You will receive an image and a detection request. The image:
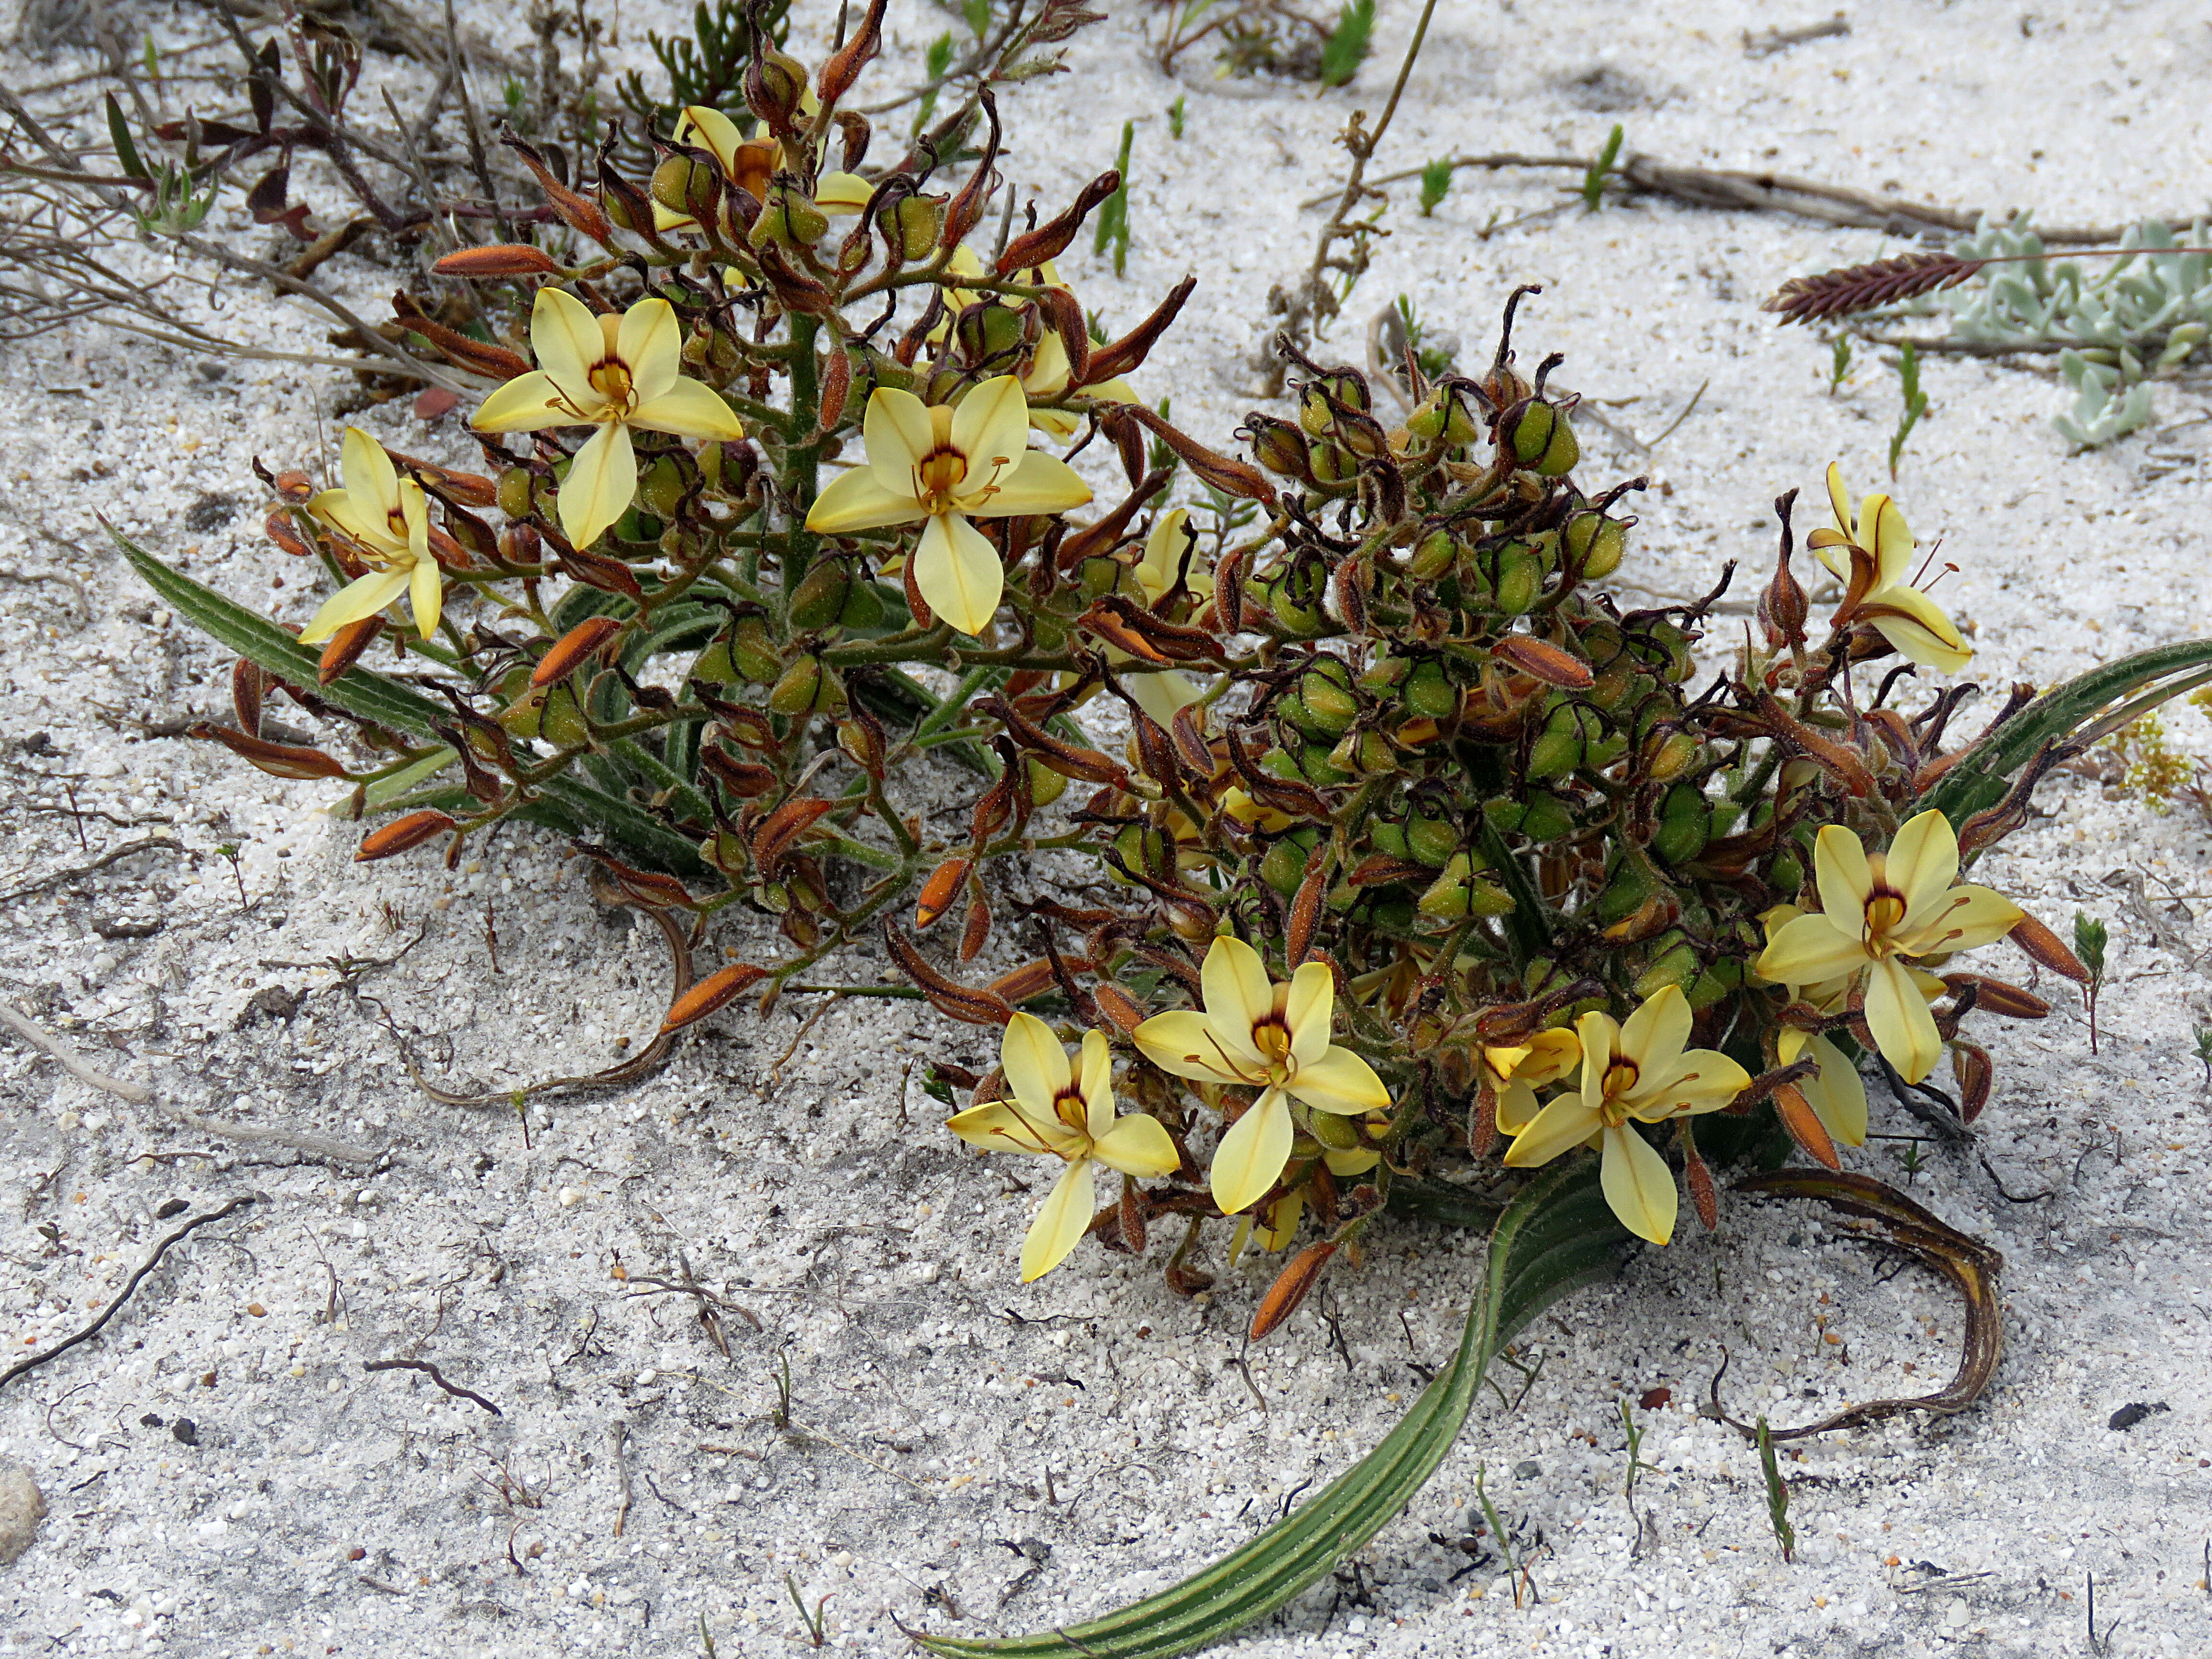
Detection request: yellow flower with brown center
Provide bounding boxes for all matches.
[1483,1027,1583,1137]
[1755,808,2022,1085]
[299,428,442,643]
[1806,464,1971,673]
[945,1012,1179,1281]
[1133,936,1391,1215]
[1502,985,1750,1245]
[653,103,872,235]
[472,289,745,550]
[804,377,1092,636]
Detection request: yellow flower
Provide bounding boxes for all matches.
[1230,1144,1379,1259]
[1133,936,1391,1215]
[804,377,1092,636]
[1502,986,1751,1246]
[472,289,745,551]
[654,104,872,235]
[1805,464,1971,673]
[1755,810,2022,1085]
[299,428,442,643]
[945,1012,1179,1281]
[1483,1027,1583,1137]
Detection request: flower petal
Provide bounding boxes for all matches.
[1600,1123,1677,1246]
[1867,603,1972,676]
[1022,330,1072,401]
[1201,936,1274,1071]
[950,375,1032,482]
[299,567,409,643]
[1493,1079,1541,1136]
[628,378,746,440]
[912,512,1004,636]
[472,370,575,433]
[964,449,1093,519]
[1897,884,2025,958]
[1284,960,1334,1067]
[999,1010,1071,1120]
[1574,1008,1618,1116]
[864,386,937,487]
[1209,1088,1292,1215]
[947,1099,1078,1157]
[1520,1028,1582,1086]
[306,487,384,552]
[557,422,637,550]
[1887,809,1961,928]
[1623,1047,1751,1119]
[1136,508,1194,604]
[815,171,874,215]
[1756,910,1872,988]
[1092,1112,1179,1179]
[1867,493,1913,586]
[338,427,398,511]
[1824,463,1853,538]
[617,298,681,407]
[1804,1032,1867,1147]
[1078,1029,1115,1142]
[1132,1010,1242,1086]
[530,287,605,393]
[1126,666,1203,728]
[1618,984,1692,1074]
[1813,822,1875,918]
[409,550,443,640]
[805,465,924,534]
[1288,1044,1390,1116]
[1865,954,1943,1083]
[674,105,744,171]
[1021,1158,1098,1281]
[1502,1093,1603,1169]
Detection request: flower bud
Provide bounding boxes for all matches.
[661,962,769,1033]
[533,615,623,687]
[745,44,809,127]
[317,616,382,685]
[768,654,844,716]
[915,857,973,929]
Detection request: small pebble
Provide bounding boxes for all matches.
[0,1462,47,1565]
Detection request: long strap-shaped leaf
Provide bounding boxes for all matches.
[116,528,709,877]
[920,1158,1629,1659]
[1916,639,2212,826]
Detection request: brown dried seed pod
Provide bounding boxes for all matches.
[661,962,769,1034]
[187,721,349,780]
[356,809,456,862]
[1496,634,1595,689]
[317,616,382,685]
[531,616,623,687]
[1250,1241,1336,1341]
[915,857,973,930]
[2007,910,2089,984]
[1772,1082,1841,1172]
[432,243,559,276]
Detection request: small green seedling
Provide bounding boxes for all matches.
[962,0,991,39]
[1755,1416,1794,1563]
[2192,1024,2212,1087]
[1147,397,1179,480]
[913,32,956,134]
[1320,0,1376,87]
[1582,124,1623,212]
[2075,911,2108,1054]
[1167,95,1186,140]
[1888,341,1929,477]
[1418,157,1454,217]
[783,1573,831,1647]
[1094,121,1135,275]
[1473,1463,1529,1607]
[1827,334,1852,393]
[1619,1399,1662,1557]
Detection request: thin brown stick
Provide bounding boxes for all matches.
[0,999,156,1103]
[0,835,183,905]
[363,1358,503,1415]
[0,1196,258,1395]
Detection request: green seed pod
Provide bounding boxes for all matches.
[1409,529,1457,581]
[953,300,1028,366]
[1647,730,1702,783]
[531,683,589,748]
[1493,544,1542,615]
[839,577,885,630]
[638,454,689,520]
[1261,831,1318,896]
[1482,797,1528,836]
[1248,415,1312,480]
[1595,853,1657,926]
[768,655,844,716]
[1520,791,1575,843]
[1527,706,1591,781]
[1298,743,1354,786]
[788,560,854,631]
[1566,510,1628,579]
[1309,441,1359,487]
[1329,728,1395,777]
[1768,848,1805,895]
[1418,851,1477,919]
[1360,654,1410,692]
[1369,821,1410,859]
[1293,661,1358,737]
[894,195,945,262]
[1369,894,1416,934]
[1507,398,1580,475]
[1651,806,1708,866]
[1401,659,1457,721]
[1264,571,1328,637]
[1707,801,1741,841]
[1405,813,1458,867]
[1685,962,1739,1010]
[496,466,535,520]
[1308,1110,1362,1151]
[1585,731,1629,772]
[750,185,830,248]
[1634,933,1699,998]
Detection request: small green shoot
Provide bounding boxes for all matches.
[1827,334,1852,394]
[1167,95,1186,140]
[697,1611,717,1657]
[1482,1344,1545,1413]
[1394,294,1455,381]
[1897,1139,1923,1183]
[914,32,957,134]
[1582,124,1623,212]
[1619,1399,1662,1557]
[1084,306,1112,346]
[1473,1462,1528,1607]
[105,93,147,181]
[1755,1416,1794,1563]
[2193,1024,2212,1087]
[770,1348,794,1430]
[1888,340,1929,477]
[141,30,161,87]
[783,1573,831,1647]
[1094,120,1135,276]
[1147,397,1179,480]
[962,0,992,40]
[1418,157,1454,217]
[1319,0,1377,87]
[215,842,248,909]
[2075,911,2108,1054]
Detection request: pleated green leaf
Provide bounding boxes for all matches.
[919,1157,1628,1659]
[1915,639,2212,828]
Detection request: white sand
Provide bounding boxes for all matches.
[3,1,2211,1654]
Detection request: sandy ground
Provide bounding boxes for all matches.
[4,0,2212,1654]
